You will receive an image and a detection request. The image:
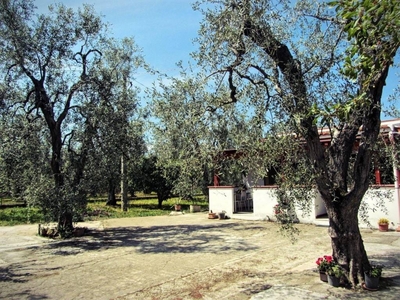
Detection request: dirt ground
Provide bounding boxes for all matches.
[0,213,399,300]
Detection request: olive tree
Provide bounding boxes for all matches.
[153,0,398,286]
[132,154,179,208]
[0,0,145,234]
[150,70,250,199]
[80,38,147,207]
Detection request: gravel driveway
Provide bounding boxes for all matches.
[0,213,399,299]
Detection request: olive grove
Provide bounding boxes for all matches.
[0,0,146,235]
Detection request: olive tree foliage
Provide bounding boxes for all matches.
[152,0,399,286]
[79,38,147,206]
[150,68,259,199]
[0,0,146,235]
[0,113,51,203]
[85,119,146,206]
[132,154,179,208]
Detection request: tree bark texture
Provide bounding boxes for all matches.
[121,155,128,211]
[106,182,117,206]
[157,197,164,209]
[34,84,74,234]
[327,195,370,285]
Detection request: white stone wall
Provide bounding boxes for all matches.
[359,187,399,229]
[208,186,235,217]
[314,191,326,217]
[209,185,399,229]
[252,187,316,223]
[252,187,278,220]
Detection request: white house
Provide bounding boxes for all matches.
[209,119,400,231]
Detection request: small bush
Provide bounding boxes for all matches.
[378,218,389,225]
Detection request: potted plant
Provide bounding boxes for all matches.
[208,210,218,219]
[364,264,382,290]
[189,196,201,213]
[174,198,182,211]
[315,255,333,282]
[378,218,389,232]
[326,263,344,287]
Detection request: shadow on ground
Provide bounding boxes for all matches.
[0,290,49,300]
[38,222,264,256]
[0,263,61,299]
[0,265,31,283]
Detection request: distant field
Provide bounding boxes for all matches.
[0,195,208,226]
[0,197,27,207]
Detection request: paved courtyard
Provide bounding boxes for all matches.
[0,213,399,299]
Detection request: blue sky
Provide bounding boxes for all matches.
[34,0,398,114]
[35,0,202,87]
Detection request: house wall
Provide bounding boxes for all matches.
[246,170,264,187]
[252,187,277,220]
[209,185,399,229]
[360,186,398,229]
[314,192,326,217]
[208,186,235,217]
[252,187,316,223]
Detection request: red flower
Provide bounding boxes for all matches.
[316,255,334,272]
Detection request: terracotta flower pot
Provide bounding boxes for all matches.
[208,212,217,219]
[378,224,388,232]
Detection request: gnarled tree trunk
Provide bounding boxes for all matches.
[326,194,370,285]
[37,86,74,235]
[106,181,117,206]
[237,4,390,286]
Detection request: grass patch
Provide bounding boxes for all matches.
[0,197,26,207]
[0,207,43,226]
[84,196,209,220]
[0,196,209,226]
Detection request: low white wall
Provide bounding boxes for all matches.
[252,187,316,223]
[292,187,398,228]
[294,193,315,224]
[208,186,235,217]
[314,191,327,217]
[252,187,278,220]
[359,186,399,229]
[209,185,398,229]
